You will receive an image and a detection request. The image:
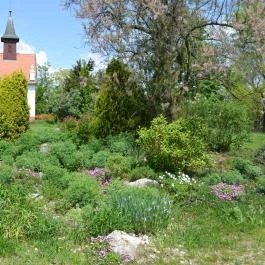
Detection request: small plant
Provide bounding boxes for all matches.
[0,164,14,184]
[158,171,198,200]
[106,154,131,179]
[211,182,244,201]
[106,133,136,156]
[88,168,106,177]
[257,175,265,194]
[128,166,157,181]
[107,187,173,233]
[90,150,112,168]
[232,158,263,180]
[220,170,244,184]
[65,175,100,207]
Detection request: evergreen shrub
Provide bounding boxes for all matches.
[0,72,29,139]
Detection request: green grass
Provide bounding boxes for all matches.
[1,122,265,264]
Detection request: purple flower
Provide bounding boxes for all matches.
[211,182,244,201]
[88,168,105,177]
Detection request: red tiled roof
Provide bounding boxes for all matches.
[0,53,36,83]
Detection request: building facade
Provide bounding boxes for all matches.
[0,11,36,119]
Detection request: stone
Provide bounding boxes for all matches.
[106,230,149,261]
[127,178,158,188]
[40,143,49,153]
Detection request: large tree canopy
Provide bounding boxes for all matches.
[64,0,265,122]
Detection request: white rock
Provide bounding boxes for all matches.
[40,143,49,153]
[127,178,158,188]
[107,230,149,260]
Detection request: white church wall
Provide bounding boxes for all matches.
[28,84,36,119]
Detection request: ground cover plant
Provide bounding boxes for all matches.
[0,120,265,264]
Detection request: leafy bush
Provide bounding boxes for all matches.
[138,115,212,172]
[82,203,133,236]
[106,133,136,156]
[0,72,29,139]
[60,151,85,172]
[90,150,112,168]
[106,154,131,178]
[257,175,265,194]
[15,151,58,172]
[182,97,252,152]
[202,173,222,185]
[60,116,79,134]
[65,175,100,207]
[49,140,77,166]
[232,158,263,180]
[0,164,13,184]
[42,164,69,191]
[128,166,157,181]
[220,170,244,184]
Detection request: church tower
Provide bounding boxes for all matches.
[1,11,19,60]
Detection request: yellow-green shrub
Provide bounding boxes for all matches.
[0,72,29,139]
[138,115,213,172]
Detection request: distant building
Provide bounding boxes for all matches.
[0,11,36,119]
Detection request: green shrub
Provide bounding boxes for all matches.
[106,133,136,156]
[203,173,222,185]
[106,154,131,179]
[15,151,58,172]
[0,140,11,158]
[0,164,13,184]
[82,137,104,153]
[60,151,85,172]
[0,155,14,166]
[42,164,69,190]
[220,170,244,184]
[49,140,77,166]
[82,203,132,236]
[90,150,112,168]
[257,175,265,194]
[60,116,79,134]
[0,72,29,139]
[138,115,212,172]
[182,97,252,152]
[128,166,157,181]
[233,158,263,180]
[65,175,100,207]
[93,59,150,137]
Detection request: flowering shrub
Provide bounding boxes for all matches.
[211,182,244,201]
[158,171,198,200]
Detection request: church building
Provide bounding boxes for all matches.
[0,11,36,119]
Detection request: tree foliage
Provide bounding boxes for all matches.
[93,59,151,137]
[0,72,29,139]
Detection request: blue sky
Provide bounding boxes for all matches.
[0,0,105,70]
